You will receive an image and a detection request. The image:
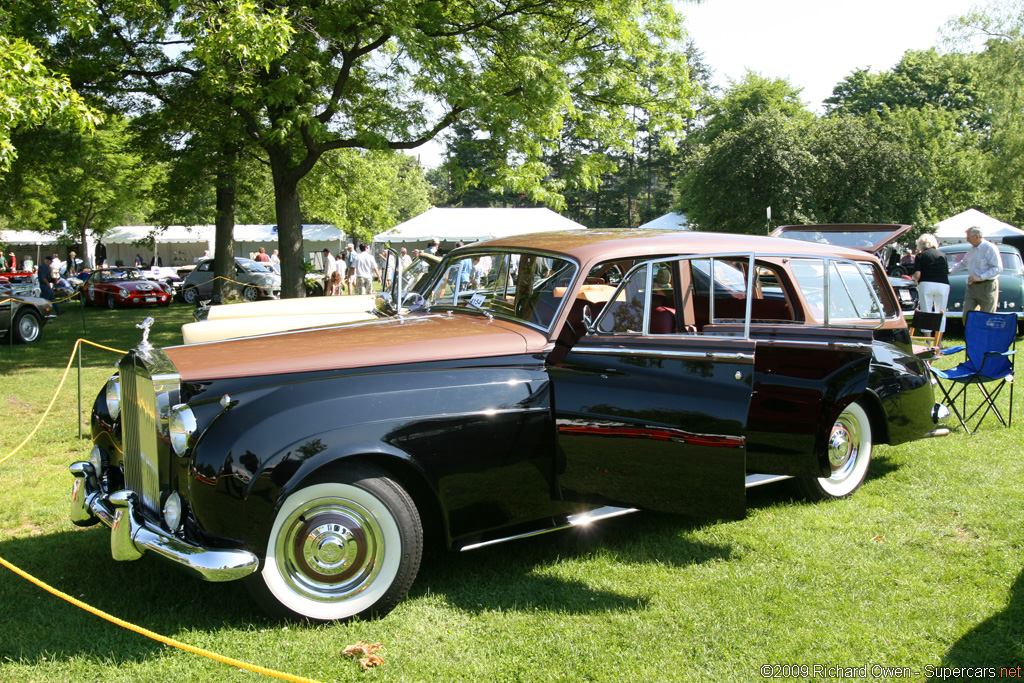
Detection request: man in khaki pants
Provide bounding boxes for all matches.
[950,226,1002,313]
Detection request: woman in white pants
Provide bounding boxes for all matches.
[913,233,950,333]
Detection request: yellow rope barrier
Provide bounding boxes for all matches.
[0,338,333,683]
[0,555,329,683]
[0,338,82,467]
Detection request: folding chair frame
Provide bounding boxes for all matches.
[930,312,1016,435]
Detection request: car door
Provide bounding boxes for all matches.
[549,259,753,520]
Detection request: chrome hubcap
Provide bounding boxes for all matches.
[827,414,860,481]
[277,497,384,603]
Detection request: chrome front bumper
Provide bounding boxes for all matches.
[69,461,259,582]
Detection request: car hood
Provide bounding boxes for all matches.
[771,224,911,253]
[164,313,550,381]
[119,281,165,292]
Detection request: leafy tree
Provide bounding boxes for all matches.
[946,0,1024,222]
[824,49,988,132]
[0,3,100,174]
[300,150,432,242]
[676,74,815,233]
[171,0,697,296]
[0,115,156,256]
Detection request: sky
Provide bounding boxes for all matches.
[412,0,981,167]
[680,0,980,111]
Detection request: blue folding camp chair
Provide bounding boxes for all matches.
[931,311,1016,434]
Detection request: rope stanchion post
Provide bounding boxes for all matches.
[77,339,83,439]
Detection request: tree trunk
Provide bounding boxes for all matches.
[213,174,237,302]
[269,150,306,299]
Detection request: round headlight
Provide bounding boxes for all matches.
[105,376,120,419]
[162,491,183,531]
[169,404,197,456]
[89,445,104,474]
[119,288,130,298]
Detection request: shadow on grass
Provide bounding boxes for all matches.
[413,510,733,615]
[0,527,266,662]
[931,566,1024,679]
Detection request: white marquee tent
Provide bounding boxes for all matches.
[933,209,1024,245]
[638,212,690,231]
[373,207,586,251]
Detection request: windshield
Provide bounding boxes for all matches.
[415,251,578,330]
[943,249,1022,272]
[239,258,274,274]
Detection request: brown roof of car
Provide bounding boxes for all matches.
[472,229,877,265]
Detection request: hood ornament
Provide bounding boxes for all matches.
[136,317,155,352]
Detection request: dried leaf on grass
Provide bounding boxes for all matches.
[343,641,384,670]
[342,641,382,657]
[359,655,384,670]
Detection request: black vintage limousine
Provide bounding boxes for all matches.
[70,230,947,621]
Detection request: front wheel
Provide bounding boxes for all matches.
[242,285,259,302]
[106,294,117,310]
[796,402,872,501]
[181,286,198,304]
[247,464,422,621]
[12,309,42,343]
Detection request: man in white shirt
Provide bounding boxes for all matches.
[322,248,338,295]
[353,243,380,295]
[949,226,1002,314]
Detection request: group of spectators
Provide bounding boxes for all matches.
[322,243,380,296]
[912,226,1003,336]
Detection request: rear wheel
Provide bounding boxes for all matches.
[796,402,872,501]
[12,309,42,343]
[247,463,422,621]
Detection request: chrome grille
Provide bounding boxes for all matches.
[119,354,163,516]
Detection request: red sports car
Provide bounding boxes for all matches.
[81,267,173,309]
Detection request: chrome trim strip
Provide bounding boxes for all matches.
[573,346,755,363]
[459,506,639,552]
[744,474,793,488]
[69,462,259,581]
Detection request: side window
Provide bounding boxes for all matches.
[198,262,212,273]
[789,258,888,323]
[596,264,649,334]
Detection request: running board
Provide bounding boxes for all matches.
[745,473,793,488]
[459,506,639,552]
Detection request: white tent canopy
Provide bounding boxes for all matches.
[0,230,60,269]
[233,224,345,262]
[933,209,1024,245]
[373,208,586,250]
[638,212,689,231]
[100,225,215,267]
[97,224,347,267]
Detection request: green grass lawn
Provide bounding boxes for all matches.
[1,302,1021,682]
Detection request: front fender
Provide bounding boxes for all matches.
[184,362,555,553]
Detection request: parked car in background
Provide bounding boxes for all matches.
[770,224,919,313]
[0,281,57,343]
[142,266,184,298]
[1,270,40,298]
[180,257,281,304]
[72,230,946,623]
[940,242,1024,332]
[81,267,174,309]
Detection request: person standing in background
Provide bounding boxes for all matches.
[913,233,949,337]
[949,226,1002,314]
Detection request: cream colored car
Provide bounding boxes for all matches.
[181,295,377,344]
